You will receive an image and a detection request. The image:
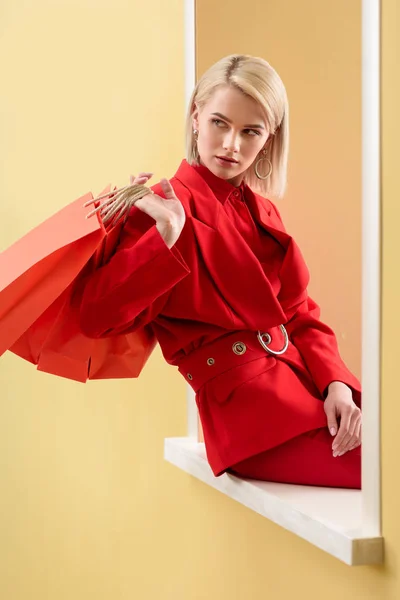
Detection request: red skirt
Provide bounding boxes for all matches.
[227,426,361,489]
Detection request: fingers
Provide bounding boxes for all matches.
[332,409,362,456]
[130,172,153,185]
[331,410,350,456]
[160,178,176,199]
[347,419,362,452]
[325,406,338,438]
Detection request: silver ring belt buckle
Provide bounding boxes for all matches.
[257,325,289,355]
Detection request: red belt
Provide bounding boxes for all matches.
[176,326,289,393]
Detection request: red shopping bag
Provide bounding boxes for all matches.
[0,190,103,355]
[1,185,157,382]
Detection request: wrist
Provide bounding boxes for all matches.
[327,381,351,394]
[156,219,173,247]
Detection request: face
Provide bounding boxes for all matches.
[192,85,270,186]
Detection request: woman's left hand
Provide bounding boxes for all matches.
[324,381,362,457]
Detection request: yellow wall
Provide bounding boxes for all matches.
[381,0,400,592]
[0,1,399,599]
[0,1,189,598]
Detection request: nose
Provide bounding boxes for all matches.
[223,130,240,154]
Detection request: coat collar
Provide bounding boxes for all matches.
[174,160,281,236]
[189,162,247,205]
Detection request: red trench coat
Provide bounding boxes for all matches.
[77,159,361,476]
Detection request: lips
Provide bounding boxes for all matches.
[216,156,238,164]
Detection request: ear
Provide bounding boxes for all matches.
[264,133,273,147]
[192,104,199,130]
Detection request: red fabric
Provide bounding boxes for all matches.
[212,173,286,298]
[76,159,361,477]
[227,427,361,489]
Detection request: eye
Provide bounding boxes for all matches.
[211,118,225,127]
[243,128,261,136]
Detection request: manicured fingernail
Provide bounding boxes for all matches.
[333,452,338,457]
[330,427,336,436]
[338,451,346,456]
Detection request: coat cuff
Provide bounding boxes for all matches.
[100,226,189,312]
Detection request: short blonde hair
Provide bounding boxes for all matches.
[185,54,289,199]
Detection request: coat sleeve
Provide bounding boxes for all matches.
[284,294,361,406]
[76,201,190,339]
[269,202,361,407]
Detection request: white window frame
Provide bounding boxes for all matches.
[165,0,382,566]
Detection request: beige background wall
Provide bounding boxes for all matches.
[0,0,399,599]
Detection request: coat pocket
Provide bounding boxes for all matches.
[203,355,276,405]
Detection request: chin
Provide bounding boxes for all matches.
[214,160,241,176]
[214,167,232,179]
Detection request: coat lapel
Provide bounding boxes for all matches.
[245,188,310,314]
[173,161,308,326]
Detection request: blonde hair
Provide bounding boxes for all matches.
[185,54,289,199]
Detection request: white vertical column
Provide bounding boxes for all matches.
[184,0,199,440]
[361,0,381,536]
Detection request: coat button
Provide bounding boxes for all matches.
[207,358,215,366]
[187,373,193,380]
[232,190,240,198]
[232,342,247,355]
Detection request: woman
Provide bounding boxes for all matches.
[79,54,362,488]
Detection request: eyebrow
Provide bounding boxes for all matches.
[211,112,265,129]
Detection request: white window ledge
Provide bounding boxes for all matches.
[164,437,383,566]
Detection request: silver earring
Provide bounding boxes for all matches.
[193,129,200,161]
[255,149,272,180]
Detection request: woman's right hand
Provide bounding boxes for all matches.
[129,173,186,249]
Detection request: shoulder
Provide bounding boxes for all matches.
[268,198,285,224]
